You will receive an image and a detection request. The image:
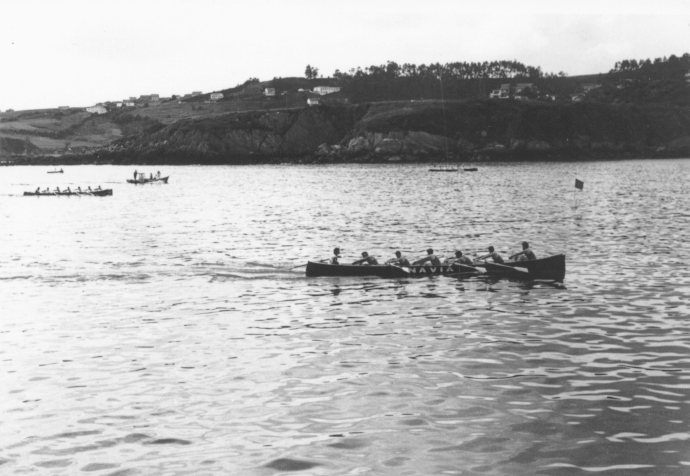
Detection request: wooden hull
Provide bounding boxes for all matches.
[305,261,482,278]
[306,255,565,280]
[483,254,566,281]
[24,189,112,197]
[127,176,169,184]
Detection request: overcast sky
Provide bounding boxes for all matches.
[1,0,689,111]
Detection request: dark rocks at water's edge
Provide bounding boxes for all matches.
[5,100,690,165]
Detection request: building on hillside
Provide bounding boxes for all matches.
[86,105,108,114]
[147,100,161,107]
[515,83,534,93]
[313,86,341,95]
[489,89,501,98]
[685,71,690,82]
[264,88,276,96]
[307,98,319,106]
[210,93,224,101]
[191,91,202,97]
[582,83,602,92]
[150,94,159,100]
[124,102,135,107]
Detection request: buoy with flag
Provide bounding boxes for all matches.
[572,178,584,210]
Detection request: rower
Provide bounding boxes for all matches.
[35,187,40,193]
[476,246,504,264]
[156,171,161,179]
[65,187,71,193]
[413,248,441,266]
[96,185,102,191]
[330,247,342,265]
[386,251,410,267]
[55,187,61,193]
[87,186,92,192]
[42,187,50,193]
[76,186,82,193]
[352,252,378,266]
[444,250,473,266]
[510,241,537,261]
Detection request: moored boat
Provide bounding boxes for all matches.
[24,189,113,197]
[47,169,64,174]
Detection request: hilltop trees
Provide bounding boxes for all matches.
[329,59,550,102]
[305,65,319,80]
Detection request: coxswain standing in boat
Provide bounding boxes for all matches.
[330,247,342,264]
[413,248,442,266]
[134,170,137,181]
[444,250,473,266]
[510,242,537,262]
[352,252,378,266]
[386,251,410,267]
[476,246,504,264]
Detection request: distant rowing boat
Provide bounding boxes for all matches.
[47,169,63,174]
[127,176,169,185]
[305,254,565,280]
[24,189,113,197]
[428,167,478,172]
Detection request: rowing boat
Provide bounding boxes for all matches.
[126,176,169,184]
[23,189,113,197]
[47,170,64,174]
[482,254,565,281]
[305,261,482,278]
[305,254,565,280]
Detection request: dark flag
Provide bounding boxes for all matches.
[575,179,584,190]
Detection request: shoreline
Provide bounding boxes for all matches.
[2,148,688,166]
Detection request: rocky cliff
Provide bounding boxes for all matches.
[13,100,690,165]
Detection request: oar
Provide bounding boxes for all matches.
[486,262,529,275]
[291,259,328,270]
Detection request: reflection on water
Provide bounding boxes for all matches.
[1,160,690,475]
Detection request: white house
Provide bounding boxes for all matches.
[124,102,135,107]
[191,91,202,97]
[307,98,319,106]
[685,71,690,83]
[489,90,501,99]
[313,86,340,95]
[264,88,276,96]
[86,105,108,114]
[210,93,224,101]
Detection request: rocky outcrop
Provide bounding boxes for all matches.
[17,100,690,164]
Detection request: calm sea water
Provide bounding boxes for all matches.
[1,160,690,475]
